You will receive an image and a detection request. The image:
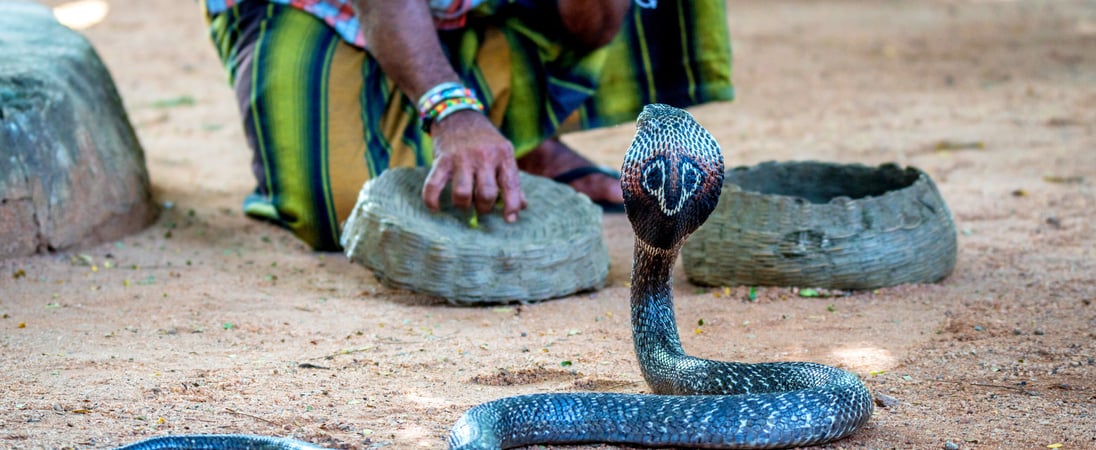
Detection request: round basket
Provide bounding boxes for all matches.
[682,161,957,290]
[341,167,609,304]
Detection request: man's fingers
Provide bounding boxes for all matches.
[473,168,499,214]
[424,113,524,220]
[497,162,524,223]
[449,167,474,210]
[422,163,451,212]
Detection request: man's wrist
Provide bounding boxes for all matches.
[430,108,490,134]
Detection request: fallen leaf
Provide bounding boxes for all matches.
[934,140,985,152]
[1043,175,1084,184]
[149,96,196,109]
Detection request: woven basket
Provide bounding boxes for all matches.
[682,161,957,290]
[341,167,609,304]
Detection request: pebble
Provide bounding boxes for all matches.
[944,441,960,450]
[874,393,900,408]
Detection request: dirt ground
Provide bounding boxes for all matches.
[3,0,1095,449]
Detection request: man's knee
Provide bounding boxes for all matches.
[558,0,631,50]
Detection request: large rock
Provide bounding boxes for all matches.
[0,1,155,258]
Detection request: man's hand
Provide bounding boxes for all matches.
[422,110,526,223]
[355,0,526,222]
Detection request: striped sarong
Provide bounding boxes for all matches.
[206,0,734,250]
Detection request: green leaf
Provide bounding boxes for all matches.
[799,288,819,298]
[150,96,196,109]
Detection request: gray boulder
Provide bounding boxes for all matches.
[0,1,155,258]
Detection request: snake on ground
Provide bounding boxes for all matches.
[117,104,873,450]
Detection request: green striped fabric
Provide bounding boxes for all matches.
[211,4,349,249]
[577,1,735,129]
[207,1,733,250]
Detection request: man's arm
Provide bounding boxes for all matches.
[353,0,525,222]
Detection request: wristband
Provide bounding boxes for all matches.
[417,81,467,112]
[417,82,485,134]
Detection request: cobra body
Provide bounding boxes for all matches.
[114,434,323,449]
[115,104,871,450]
[447,104,873,449]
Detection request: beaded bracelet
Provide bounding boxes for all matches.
[417,81,467,112]
[417,82,485,134]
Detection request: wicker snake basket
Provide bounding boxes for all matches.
[341,167,609,304]
[682,161,957,290]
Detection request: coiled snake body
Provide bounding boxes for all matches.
[117,105,872,450]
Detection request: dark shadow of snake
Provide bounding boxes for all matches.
[116,104,873,450]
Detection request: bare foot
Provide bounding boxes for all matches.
[517,137,625,207]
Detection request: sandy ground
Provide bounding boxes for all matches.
[3,0,1095,449]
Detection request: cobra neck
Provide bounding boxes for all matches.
[629,238,688,394]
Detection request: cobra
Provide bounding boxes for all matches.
[446,104,873,449]
[115,104,872,450]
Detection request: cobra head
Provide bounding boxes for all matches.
[621,104,725,250]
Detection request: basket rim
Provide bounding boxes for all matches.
[723,160,932,207]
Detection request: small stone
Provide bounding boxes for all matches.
[1034,329,1045,336]
[874,393,900,408]
[944,441,960,450]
